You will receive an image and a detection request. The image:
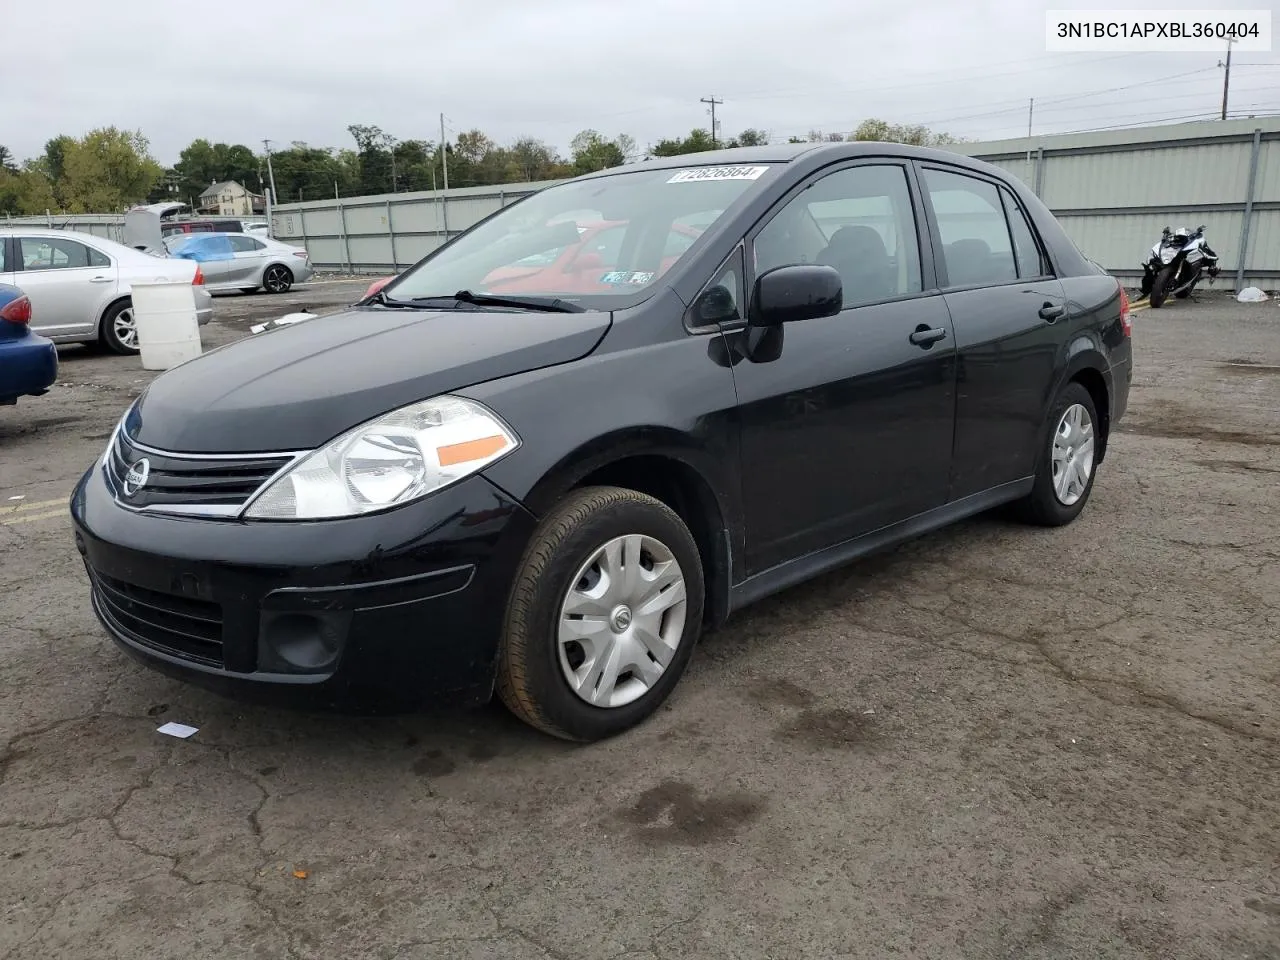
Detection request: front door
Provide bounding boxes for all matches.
[13,235,115,338]
[730,161,958,575]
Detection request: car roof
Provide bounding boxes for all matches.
[575,140,1004,180]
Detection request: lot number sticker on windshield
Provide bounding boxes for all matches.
[601,271,655,284]
[667,166,768,183]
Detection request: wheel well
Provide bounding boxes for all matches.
[1070,367,1110,461]
[97,295,131,335]
[572,455,729,629]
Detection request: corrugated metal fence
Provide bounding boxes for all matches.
[6,118,1278,289]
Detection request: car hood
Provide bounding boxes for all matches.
[129,306,611,453]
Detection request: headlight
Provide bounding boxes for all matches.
[244,396,519,520]
[1160,247,1176,264]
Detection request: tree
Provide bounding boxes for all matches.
[569,129,627,174]
[173,139,262,204]
[56,128,163,212]
[848,119,961,146]
[347,124,394,195]
[649,128,716,157]
[0,146,16,173]
[732,128,769,147]
[0,166,57,215]
[509,137,563,182]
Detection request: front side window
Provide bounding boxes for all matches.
[385,164,780,307]
[19,237,93,270]
[922,168,1018,288]
[753,164,923,309]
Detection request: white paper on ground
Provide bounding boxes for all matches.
[1237,286,1269,303]
[157,722,199,739]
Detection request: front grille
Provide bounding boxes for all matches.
[92,571,225,667]
[105,427,295,515]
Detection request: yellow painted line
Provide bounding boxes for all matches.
[1,497,67,515]
[0,508,67,526]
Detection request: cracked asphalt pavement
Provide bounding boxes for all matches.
[2,284,1278,959]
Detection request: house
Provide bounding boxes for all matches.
[198,180,266,217]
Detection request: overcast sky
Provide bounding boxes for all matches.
[8,0,1277,165]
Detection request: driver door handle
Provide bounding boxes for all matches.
[909,325,947,348]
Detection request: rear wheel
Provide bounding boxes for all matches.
[262,264,293,294]
[1014,382,1100,527]
[1175,274,1199,299]
[100,300,139,355]
[1149,264,1176,308]
[496,486,704,742]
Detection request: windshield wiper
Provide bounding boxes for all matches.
[362,289,417,308]
[420,290,585,313]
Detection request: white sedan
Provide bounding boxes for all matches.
[162,233,315,294]
[0,228,212,355]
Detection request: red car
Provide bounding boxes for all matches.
[361,220,703,300]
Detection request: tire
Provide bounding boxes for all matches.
[1149,264,1176,308]
[496,485,705,742]
[1175,275,1199,299]
[262,264,293,294]
[99,299,139,355]
[1014,382,1101,527]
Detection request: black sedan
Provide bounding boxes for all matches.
[71,142,1132,742]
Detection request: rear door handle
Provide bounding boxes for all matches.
[90,276,113,283]
[909,325,948,348]
[1038,302,1065,322]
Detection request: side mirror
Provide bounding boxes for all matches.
[748,264,842,327]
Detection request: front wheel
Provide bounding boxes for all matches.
[1014,382,1100,527]
[496,486,704,742]
[262,264,293,294]
[1149,264,1176,308]
[100,300,139,355]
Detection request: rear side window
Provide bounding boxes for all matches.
[86,246,110,268]
[228,236,266,252]
[19,237,94,270]
[921,168,1018,288]
[1000,188,1051,279]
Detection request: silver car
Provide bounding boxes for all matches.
[0,228,213,355]
[162,233,315,294]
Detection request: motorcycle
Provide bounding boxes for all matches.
[1140,224,1220,308]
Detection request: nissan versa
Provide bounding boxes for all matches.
[71,142,1132,742]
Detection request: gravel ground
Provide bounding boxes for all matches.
[1,285,1278,960]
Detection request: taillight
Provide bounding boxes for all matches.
[192,265,205,286]
[293,251,309,259]
[1119,282,1132,337]
[0,295,32,325]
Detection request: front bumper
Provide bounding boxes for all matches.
[71,465,537,711]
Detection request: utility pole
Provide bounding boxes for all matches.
[1027,97,1034,138]
[385,135,398,193]
[439,113,450,191]
[701,96,723,147]
[261,139,279,207]
[1219,38,1234,120]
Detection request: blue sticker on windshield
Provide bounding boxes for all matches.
[601,271,655,285]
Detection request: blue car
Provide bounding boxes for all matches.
[0,282,58,406]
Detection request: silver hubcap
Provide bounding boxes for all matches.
[557,534,688,709]
[114,308,137,349]
[1052,403,1095,506]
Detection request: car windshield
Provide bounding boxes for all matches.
[383,164,778,307]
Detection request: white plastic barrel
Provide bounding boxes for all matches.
[131,279,203,371]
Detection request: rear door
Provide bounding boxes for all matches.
[915,164,1067,500]
[226,235,269,285]
[13,235,115,338]
[731,160,958,574]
